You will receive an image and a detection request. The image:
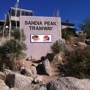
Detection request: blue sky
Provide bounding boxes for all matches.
[0,0,90,29]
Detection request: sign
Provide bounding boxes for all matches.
[30,35,52,42]
[20,16,61,59]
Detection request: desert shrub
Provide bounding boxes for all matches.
[72,35,86,44]
[11,28,26,41]
[50,41,64,54]
[0,39,27,70]
[62,28,72,41]
[0,28,27,70]
[78,35,86,42]
[62,28,73,45]
[65,46,90,78]
[49,41,66,62]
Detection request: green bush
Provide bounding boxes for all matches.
[65,46,90,78]
[50,41,64,54]
[0,28,27,70]
[0,39,27,70]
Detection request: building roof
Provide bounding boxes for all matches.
[10,7,33,13]
[61,22,75,26]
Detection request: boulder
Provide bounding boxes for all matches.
[32,63,38,67]
[20,67,32,76]
[0,79,9,90]
[30,65,37,75]
[3,69,12,75]
[47,77,90,90]
[36,63,45,75]
[42,59,52,76]
[6,73,33,88]
[76,42,87,47]
[34,76,43,83]
[34,77,90,90]
[46,53,54,62]
[0,71,6,81]
[34,84,47,90]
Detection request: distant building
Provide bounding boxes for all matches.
[61,22,75,29]
[75,30,84,36]
[5,7,34,29]
[61,22,84,36]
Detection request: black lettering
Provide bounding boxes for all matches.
[25,21,43,25]
[29,26,52,30]
[44,27,48,30]
[29,26,32,30]
[44,21,46,25]
[36,26,39,30]
[51,22,56,25]
[25,21,28,25]
[32,26,35,30]
[44,21,48,25]
[44,21,56,25]
[29,26,35,30]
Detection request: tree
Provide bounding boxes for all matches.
[78,17,90,38]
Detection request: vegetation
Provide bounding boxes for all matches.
[78,17,90,39]
[50,41,64,55]
[11,28,26,41]
[0,28,27,70]
[62,28,72,41]
[65,46,90,79]
[0,27,9,38]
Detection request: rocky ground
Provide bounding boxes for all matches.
[0,41,89,90]
[0,58,62,90]
[19,59,61,90]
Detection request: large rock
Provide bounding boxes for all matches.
[34,76,43,83]
[53,53,63,63]
[3,69,12,75]
[34,84,47,90]
[30,65,37,75]
[76,42,87,48]
[0,71,6,81]
[6,73,33,88]
[20,67,32,76]
[42,59,52,76]
[34,77,90,90]
[0,79,9,90]
[46,53,54,62]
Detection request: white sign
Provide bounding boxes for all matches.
[30,35,52,42]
